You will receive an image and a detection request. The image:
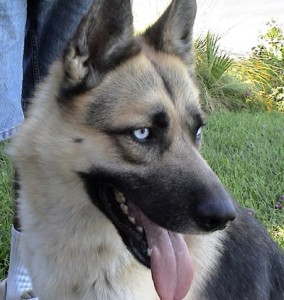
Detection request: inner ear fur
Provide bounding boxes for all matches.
[143,0,197,70]
[62,0,141,95]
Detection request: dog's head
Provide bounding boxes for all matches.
[14,0,236,298]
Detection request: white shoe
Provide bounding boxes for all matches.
[6,227,36,300]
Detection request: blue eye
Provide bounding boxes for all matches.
[133,128,150,141]
[196,127,202,140]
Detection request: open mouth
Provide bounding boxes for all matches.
[99,186,151,267]
[79,172,194,300]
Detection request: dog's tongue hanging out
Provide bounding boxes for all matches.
[141,215,194,300]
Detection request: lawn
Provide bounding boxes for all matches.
[202,111,284,246]
[0,111,283,280]
[0,141,13,280]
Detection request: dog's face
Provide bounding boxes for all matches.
[13,0,236,298]
[59,0,236,268]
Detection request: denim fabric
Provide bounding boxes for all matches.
[22,0,94,108]
[0,0,26,141]
[0,0,94,140]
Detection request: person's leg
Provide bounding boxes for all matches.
[22,0,94,108]
[6,1,93,299]
[0,0,26,142]
[0,280,7,300]
[0,1,27,299]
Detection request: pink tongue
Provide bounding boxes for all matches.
[141,216,194,300]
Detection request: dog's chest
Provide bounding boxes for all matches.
[32,243,159,300]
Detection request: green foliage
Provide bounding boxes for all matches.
[195,22,284,113]
[0,142,13,280]
[253,20,284,62]
[234,20,284,112]
[195,33,253,112]
[195,33,233,86]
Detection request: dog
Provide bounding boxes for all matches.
[10,0,284,299]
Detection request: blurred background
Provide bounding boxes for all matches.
[133,0,284,57]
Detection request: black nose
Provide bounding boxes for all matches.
[195,196,236,232]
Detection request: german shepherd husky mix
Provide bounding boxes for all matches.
[10,0,284,299]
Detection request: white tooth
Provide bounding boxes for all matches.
[128,216,136,225]
[115,191,126,203]
[147,248,153,257]
[136,226,143,233]
[120,203,129,215]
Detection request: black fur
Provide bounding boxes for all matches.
[201,206,284,299]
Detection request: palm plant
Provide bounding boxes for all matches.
[195,33,233,87]
[195,33,250,112]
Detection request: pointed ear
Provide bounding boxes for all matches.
[143,0,197,68]
[62,0,141,93]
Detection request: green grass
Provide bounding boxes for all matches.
[0,111,283,280]
[202,111,284,247]
[0,141,13,280]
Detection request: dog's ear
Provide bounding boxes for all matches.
[143,0,197,70]
[62,0,140,94]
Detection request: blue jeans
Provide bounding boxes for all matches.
[0,0,26,141]
[0,0,93,141]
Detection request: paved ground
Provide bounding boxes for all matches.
[133,0,284,57]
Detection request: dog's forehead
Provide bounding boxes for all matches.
[86,52,201,128]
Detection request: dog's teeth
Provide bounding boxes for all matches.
[120,203,129,215]
[136,226,143,233]
[115,191,126,203]
[147,248,152,257]
[128,216,136,225]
